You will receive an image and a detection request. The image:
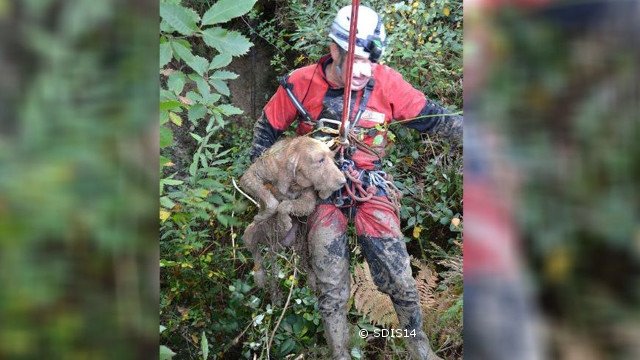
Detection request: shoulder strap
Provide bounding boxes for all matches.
[278,75,315,126]
[352,78,375,128]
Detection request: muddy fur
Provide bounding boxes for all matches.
[239,136,346,288]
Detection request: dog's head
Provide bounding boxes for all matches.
[287,137,346,199]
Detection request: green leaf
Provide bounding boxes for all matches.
[206,116,218,132]
[167,71,186,94]
[171,41,209,76]
[217,104,243,116]
[171,41,194,62]
[160,42,173,68]
[208,93,222,104]
[211,70,239,80]
[186,91,203,103]
[201,331,209,360]
[160,325,167,334]
[162,179,183,186]
[190,132,203,142]
[201,27,253,57]
[279,338,296,356]
[160,100,182,112]
[160,19,175,34]
[160,196,176,209]
[160,3,199,36]
[160,155,171,167]
[200,153,208,168]
[190,74,211,99]
[188,104,207,123]
[201,0,257,25]
[160,89,177,101]
[189,56,209,76]
[169,112,183,126]
[160,111,169,125]
[209,53,232,70]
[209,79,230,96]
[160,127,174,148]
[160,345,176,360]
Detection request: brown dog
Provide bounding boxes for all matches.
[239,136,346,287]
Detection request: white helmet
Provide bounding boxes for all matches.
[328,5,386,62]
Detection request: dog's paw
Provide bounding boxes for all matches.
[278,215,292,234]
[253,211,272,222]
[277,200,293,214]
[318,189,334,200]
[254,201,278,221]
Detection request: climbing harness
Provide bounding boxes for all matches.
[330,159,402,217]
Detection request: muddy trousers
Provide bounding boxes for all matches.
[307,197,441,360]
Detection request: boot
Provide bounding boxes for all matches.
[405,335,443,360]
[321,311,350,360]
[395,304,443,360]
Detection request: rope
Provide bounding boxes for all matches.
[334,157,403,216]
[339,0,361,146]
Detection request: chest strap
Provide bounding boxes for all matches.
[351,78,375,128]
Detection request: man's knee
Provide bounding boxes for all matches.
[309,231,351,314]
[317,284,351,314]
[374,271,420,306]
[358,236,420,304]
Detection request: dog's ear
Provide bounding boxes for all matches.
[276,151,299,195]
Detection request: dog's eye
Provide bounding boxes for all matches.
[318,158,325,163]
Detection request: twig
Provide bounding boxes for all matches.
[231,187,236,261]
[263,317,271,360]
[385,111,464,127]
[232,177,260,208]
[272,251,297,269]
[266,257,298,353]
[425,133,437,159]
[229,313,262,348]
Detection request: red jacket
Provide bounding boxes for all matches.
[263,55,428,170]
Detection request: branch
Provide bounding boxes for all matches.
[266,256,298,353]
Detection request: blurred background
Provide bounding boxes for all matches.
[464,0,640,359]
[0,0,158,359]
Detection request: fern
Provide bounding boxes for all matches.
[430,241,463,290]
[351,258,441,327]
[351,262,399,327]
[411,257,438,313]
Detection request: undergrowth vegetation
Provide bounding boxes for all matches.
[160,0,463,359]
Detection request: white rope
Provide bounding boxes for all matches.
[231,177,260,208]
